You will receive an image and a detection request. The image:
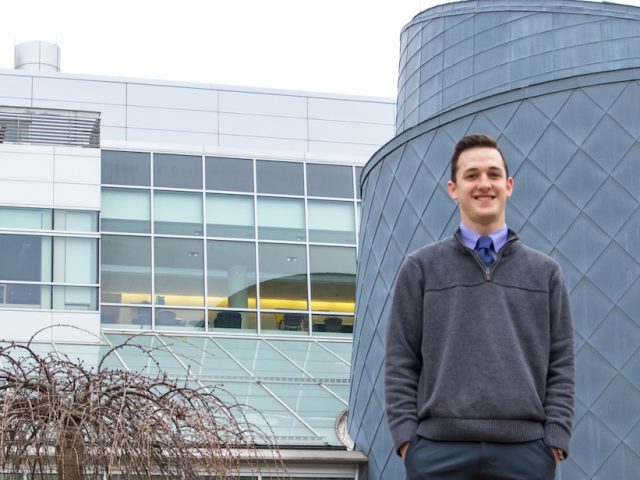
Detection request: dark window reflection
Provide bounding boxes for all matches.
[306,164,353,198]
[206,156,253,192]
[256,160,303,195]
[102,150,150,186]
[0,234,51,282]
[154,153,202,189]
[312,314,354,335]
[355,166,363,199]
[208,310,257,331]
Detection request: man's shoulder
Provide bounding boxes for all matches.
[407,236,458,263]
[515,242,560,270]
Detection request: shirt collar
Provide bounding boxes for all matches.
[459,223,509,252]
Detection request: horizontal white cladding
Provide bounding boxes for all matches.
[308,96,396,124]
[32,77,126,104]
[219,90,307,117]
[0,309,100,342]
[126,106,218,132]
[0,74,32,98]
[309,119,395,145]
[219,112,308,139]
[127,83,218,110]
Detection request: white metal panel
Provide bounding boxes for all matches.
[219,90,307,117]
[0,148,54,182]
[53,152,100,185]
[32,77,126,104]
[0,74,32,99]
[127,83,218,110]
[53,183,100,210]
[125,128,218,147]
[308,97,395,124]
[50,312,101,342]
[0,310,53,342]
[126,106,218,132]
[308,140,380,157]
[0,180,54,206]
[309,119,394,144]
[219,112,307,139]
[219,133,308,153]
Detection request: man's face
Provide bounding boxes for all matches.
[447,147,513,234]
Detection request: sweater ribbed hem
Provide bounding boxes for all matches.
[418,418,544,443]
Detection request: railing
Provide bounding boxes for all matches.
[0,106,100,148]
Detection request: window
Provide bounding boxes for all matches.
[154,191,203,236]
[256,160,303,195]
[154,238,205,307]
[102,188,151,233]
[257,197,305,241]
[102,150,150,186]
[308,200,356,244]
[306,163,353,198]
[154,153,202,189]
[206,194,254,238]
[206,156,253,192]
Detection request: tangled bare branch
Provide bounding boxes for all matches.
[0,333,284,480]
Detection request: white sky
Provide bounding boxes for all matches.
[2,0,639,98]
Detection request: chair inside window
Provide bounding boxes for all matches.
[324,316,343,332]
[213,311,242,329]
[281,313,304,331]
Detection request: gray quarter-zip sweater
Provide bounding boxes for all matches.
[385,229,574,455]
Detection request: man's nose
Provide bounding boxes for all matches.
[477,173,491,188]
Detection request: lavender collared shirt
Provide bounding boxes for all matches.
[459,223,509,255]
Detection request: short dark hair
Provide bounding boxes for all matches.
[450,134,509,182]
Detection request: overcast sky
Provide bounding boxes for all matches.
[1,0,638,98]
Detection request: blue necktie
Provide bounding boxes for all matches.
[476,236,495,266]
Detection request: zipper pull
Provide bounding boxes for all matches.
[485,267,491,280]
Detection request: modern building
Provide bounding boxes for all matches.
[350,1,640,479]
[0,41,396,478]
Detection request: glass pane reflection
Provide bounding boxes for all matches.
[0,206,52,230]
[308,200,355,244]
[306,163,353,198]
[101,305,151,329]
[207,240,256,308]
[154,153,202,189]
[0,234,52,282]
[101,188,150,233]
[260,312,309,334]
[101,150,150,186]
[309,246,356,313]
[257,197,305,241]
[258,243,307,311]
[155,308,205,331]
[206,194,254,238]
[154,191,203,236]
[256,160,303,195]
[101,236,151,304]
[206,156,253,192]
[0,284,51,309]
[154,238,204,306]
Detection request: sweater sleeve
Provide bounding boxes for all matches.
[543,266,575,456]
[385,256,425,454]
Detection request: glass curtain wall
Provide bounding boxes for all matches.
[101,151,359,335]
[0,207,98,310]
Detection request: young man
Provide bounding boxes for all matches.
[385,134,574,479]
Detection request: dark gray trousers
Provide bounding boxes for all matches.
[404,436,557,480]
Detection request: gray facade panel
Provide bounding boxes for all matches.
[395,0,640,134]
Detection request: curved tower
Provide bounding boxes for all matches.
[349,1,640,479]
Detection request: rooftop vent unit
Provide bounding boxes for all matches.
[14,41,61,72]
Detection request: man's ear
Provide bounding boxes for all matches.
[447,180,459,201]
[506,177,514,198]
